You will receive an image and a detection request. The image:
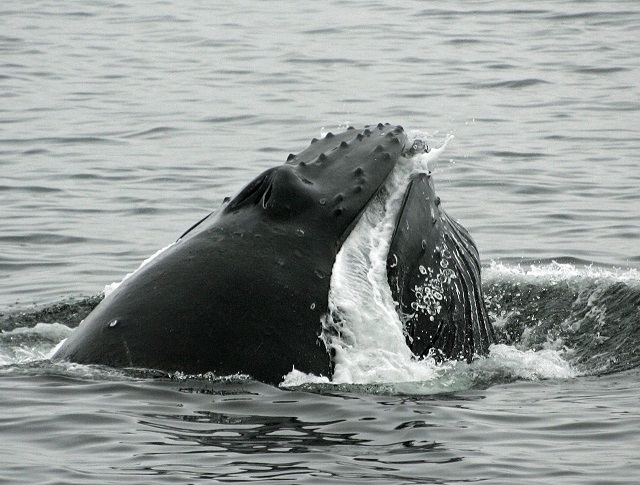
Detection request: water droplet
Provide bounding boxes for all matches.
[310,302,316,310]
[108,319,119,328]
[296,229,305,236]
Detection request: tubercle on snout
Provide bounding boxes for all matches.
[286,123,405,164]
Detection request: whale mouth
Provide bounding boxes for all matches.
[320,132,455,383]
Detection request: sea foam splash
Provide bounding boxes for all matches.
[485,259,640,287]
[0,323,73,366]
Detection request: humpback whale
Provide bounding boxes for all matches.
[53,124,495,384]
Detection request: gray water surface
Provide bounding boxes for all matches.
[1,1,639,483]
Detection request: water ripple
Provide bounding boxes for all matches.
[470,78,551,89]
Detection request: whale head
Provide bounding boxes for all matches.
[53,123,494,384]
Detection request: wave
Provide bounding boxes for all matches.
[468,78,551,89]
[485,261,640,376]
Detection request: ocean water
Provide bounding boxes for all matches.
[1,1,639,483]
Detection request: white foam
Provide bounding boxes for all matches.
[0,323,74,366]
[281,368,331,387]
[485,344,576,379]
[485,260,640,286]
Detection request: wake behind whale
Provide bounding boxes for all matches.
[52,124,495,384]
